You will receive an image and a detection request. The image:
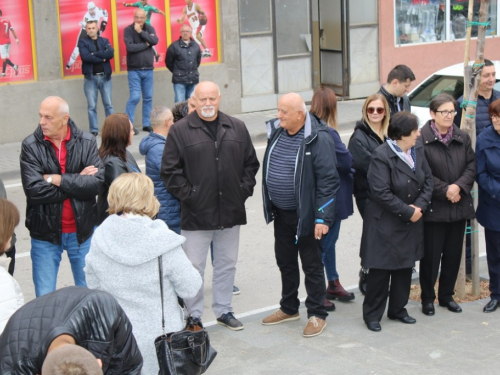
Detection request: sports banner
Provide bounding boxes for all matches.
[169,0,220,64]
[0,0,36,84]
[116,0,168,72]
[57,0,115,78]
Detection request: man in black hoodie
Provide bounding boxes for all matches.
[378,64,415,116]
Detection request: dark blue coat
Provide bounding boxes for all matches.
[456,90,500,137]
[78,35,114,80]
[476,125,500,231]
[328,127,354,221]
[139,132,181,230]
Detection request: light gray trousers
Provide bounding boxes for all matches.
[181,226,240,319]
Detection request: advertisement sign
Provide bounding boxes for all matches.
[0,0,36,84]
[57,0,115,77]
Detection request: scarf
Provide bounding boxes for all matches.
[430,121,453,145]
[387,139,416,172]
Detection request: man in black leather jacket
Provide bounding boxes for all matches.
[20,96,104,297]
[0,287,143,374]
[378,64,415,116]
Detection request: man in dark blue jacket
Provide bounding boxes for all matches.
[79,20,114,136]
[166,24,201,103]
[261,93,339,338]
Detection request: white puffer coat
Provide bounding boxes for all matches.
[0,254,24,334]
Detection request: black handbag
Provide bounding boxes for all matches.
[155,256,217,375]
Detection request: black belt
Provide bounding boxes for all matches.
[93,72,105,76]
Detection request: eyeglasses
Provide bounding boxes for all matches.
[367,107,385,115]
[435,110,457,117]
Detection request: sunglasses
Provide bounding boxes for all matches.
[367,107,385,115]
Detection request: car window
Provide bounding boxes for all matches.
[409,75,464,107]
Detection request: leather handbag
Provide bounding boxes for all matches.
[155,256,217,375]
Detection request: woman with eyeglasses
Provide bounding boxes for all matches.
[418,93,476,316]
[348,94,390,295]
[476,98,500,313]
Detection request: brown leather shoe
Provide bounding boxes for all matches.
[324,298,336,311]
[303,316,327,337]
[262,309,300,325]
[327,279,355,301]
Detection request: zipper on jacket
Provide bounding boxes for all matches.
[318,198,334,213]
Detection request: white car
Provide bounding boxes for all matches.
[409,61,500,127]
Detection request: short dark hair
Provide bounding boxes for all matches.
[488,98,500,117]
[388,112,419,140]
[387,65,415,83]
[485,59,494,67]
[86,20,98,25]
[429,93,456,113]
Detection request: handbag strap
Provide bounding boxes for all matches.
[158,255,165,334]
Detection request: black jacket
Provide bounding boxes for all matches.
[161,111,260,230]
[360,141,434,270]
[419,121,476,222]
[78,35,114,80]
[348,120,386,199]
[166,37,201,84]
[0,287,143,374]
[378,84,411,116]
[97,151,141,225]
[124,23,158,70]
[262,113,340,237]
[20,120,104,245]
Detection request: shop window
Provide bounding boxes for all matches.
[395,0,497,45]
[275,0,311,56]
[239,0,272,34]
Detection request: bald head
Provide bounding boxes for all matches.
[134,8,146,26]
[194,81,221,121]
[277,93,307,134]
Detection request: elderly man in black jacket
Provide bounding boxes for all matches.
[166,24,201,103]
[161,81,260,331]
[0,287,143,374]
[261,93,339,338]
[20,96,104,297]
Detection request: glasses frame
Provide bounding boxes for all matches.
[367,107,385,115]
[435,110,457,117]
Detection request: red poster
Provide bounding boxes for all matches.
[116,0,168,71]
[169,0,220,64]
[58,0,115,77]
[0,0,36,83]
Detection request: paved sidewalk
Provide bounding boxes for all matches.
[0,99,364,181]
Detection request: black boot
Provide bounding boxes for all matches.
[359,268,369,295]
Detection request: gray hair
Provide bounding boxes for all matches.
[41,345,102,375]
[44,96,70,117]
[150,106,172,128]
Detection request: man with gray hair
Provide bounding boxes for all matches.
[20,96,104,297]
[139,106,181,233]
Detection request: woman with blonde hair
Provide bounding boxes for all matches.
[85,173,202,375]
[0,198,24,333]
[310,86,355,310]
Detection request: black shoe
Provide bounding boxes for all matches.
[365,321,381,332]
[422,303,435,316]
[388,315,416,324]
[439,300,462,313]
[484,299,499,313]
[358,268,368,296]
[217,312,244,331]
[133,127,139,135]
[91,132,98,137]
[143,126,153,133]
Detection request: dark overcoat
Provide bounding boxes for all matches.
[360,141,434,270]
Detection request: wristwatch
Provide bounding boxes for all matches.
[46,175,53,184]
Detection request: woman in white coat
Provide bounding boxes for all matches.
[0,198,24,334]
[85,173,202,375]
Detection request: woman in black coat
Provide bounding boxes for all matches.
[97,113,140,225]
[361,112,433,332]
[419,93,476,316]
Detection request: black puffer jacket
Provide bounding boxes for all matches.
[348,120,386,199]
[20,120,104,244]
[0,287,143,374]
[378,84,411,116]
[166,37,201,84]
[419,121,476,222]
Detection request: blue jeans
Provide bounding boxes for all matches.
[126,69,154,127]
[83,75,114,133]
[321,219,341,281]
[31,233,91,297]
[173,83,196,103]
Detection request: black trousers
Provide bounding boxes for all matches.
[355,196,367,219]
[420,221,465,304]
[273,208,328,320]
[485,228,500,300]
[363,267,412,322]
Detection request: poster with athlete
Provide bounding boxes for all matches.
[170,0,220,64]
[116,0,167,72]
[58,0,115,78]
[0,0,36,84]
